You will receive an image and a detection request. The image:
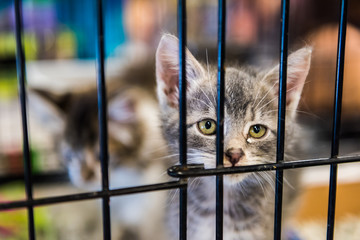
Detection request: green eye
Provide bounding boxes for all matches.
[249,124,267,139]
[197,119,216,135]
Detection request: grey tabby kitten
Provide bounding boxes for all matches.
[29,63,167,240]
[155,34,311,240]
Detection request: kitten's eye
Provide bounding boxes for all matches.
[197,119,216,135]
[249,124,267,139]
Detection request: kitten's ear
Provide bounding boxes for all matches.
[265,47,312,117]
[156,34,206,109]
[108,92,136,124]
[28,89,70,134]
[108,91,138,147]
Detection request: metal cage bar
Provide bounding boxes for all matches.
[2,155,360,211]
[14,0,36,239]
[168,155,360,178]
[274,0,289,239]
[327,0,348,239]
[178,0,188,239]
[216,0,226,239]
[95,0,111,239]
[0,181,186,211]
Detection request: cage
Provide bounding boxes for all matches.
[0,0,360,240]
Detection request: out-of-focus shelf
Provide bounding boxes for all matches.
[26,57,129,92]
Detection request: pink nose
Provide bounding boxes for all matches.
[225,148,244,166]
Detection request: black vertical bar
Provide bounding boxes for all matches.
[326,0,348,239]
[274,0,289,239]
[96,0,111,239]
[216,0,226,239]
[178,0,187,239]
[14,1,36,239]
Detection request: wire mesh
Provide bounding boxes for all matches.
[1,0,358,240]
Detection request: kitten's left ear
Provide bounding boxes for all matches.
[108,92,136,124]
[156,34,206,110]
[108,91,138,147]
[28,88,70,135]
[265,47,312,117]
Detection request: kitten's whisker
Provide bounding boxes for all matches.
[239,182,250,198]
[186,156,209,160]
[284,152,298,162]
[254,172,273,201]
[286,84,301,95]
[254,73,273,104]
[187,150,216,160]
[259,171,275,192]
[211,88,216,105]
[254,81,277,109]
[255,76,299,112]
[189,177,202,191]
[159,170,171,178]
[257,84,311,113]
[257,95,278,112]
[143,144,171,156]
[253,86,262,106]
[293,110,320,119]
[155,153,180,161]
[283,175,295,190]
[188,97,213,110]
[261,108,320,121]
[167,189,179,207]
[206,49,211,81]
[205,49,217,104]
[187,152,213,157]
[273,171,287,189]
[252,173,266,196]
[190,75,216,109]
[259,109,277,115]
[186,157,213,167]
[188,149,215,156]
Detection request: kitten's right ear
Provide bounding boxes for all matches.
[155,34,205,109]
[28,89,70,134]
[263,47,312,118]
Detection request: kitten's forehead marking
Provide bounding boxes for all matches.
[187,67,259,121]
[224,68,256,120]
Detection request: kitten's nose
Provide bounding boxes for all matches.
[225,148,244,167]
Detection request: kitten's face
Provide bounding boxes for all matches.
[58,91,141,187]
[156,34,311,186]
[30,87,158,188]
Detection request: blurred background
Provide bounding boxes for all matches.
[0,0,360,239]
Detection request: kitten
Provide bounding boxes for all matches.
[155,34,311,240]
[29,62,168,240]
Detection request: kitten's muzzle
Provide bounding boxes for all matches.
[225,148,244,167]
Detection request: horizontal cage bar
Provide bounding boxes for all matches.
[168,155,360,178]
[0,181,186,211]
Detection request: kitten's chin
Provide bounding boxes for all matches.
[223,173,250,187]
